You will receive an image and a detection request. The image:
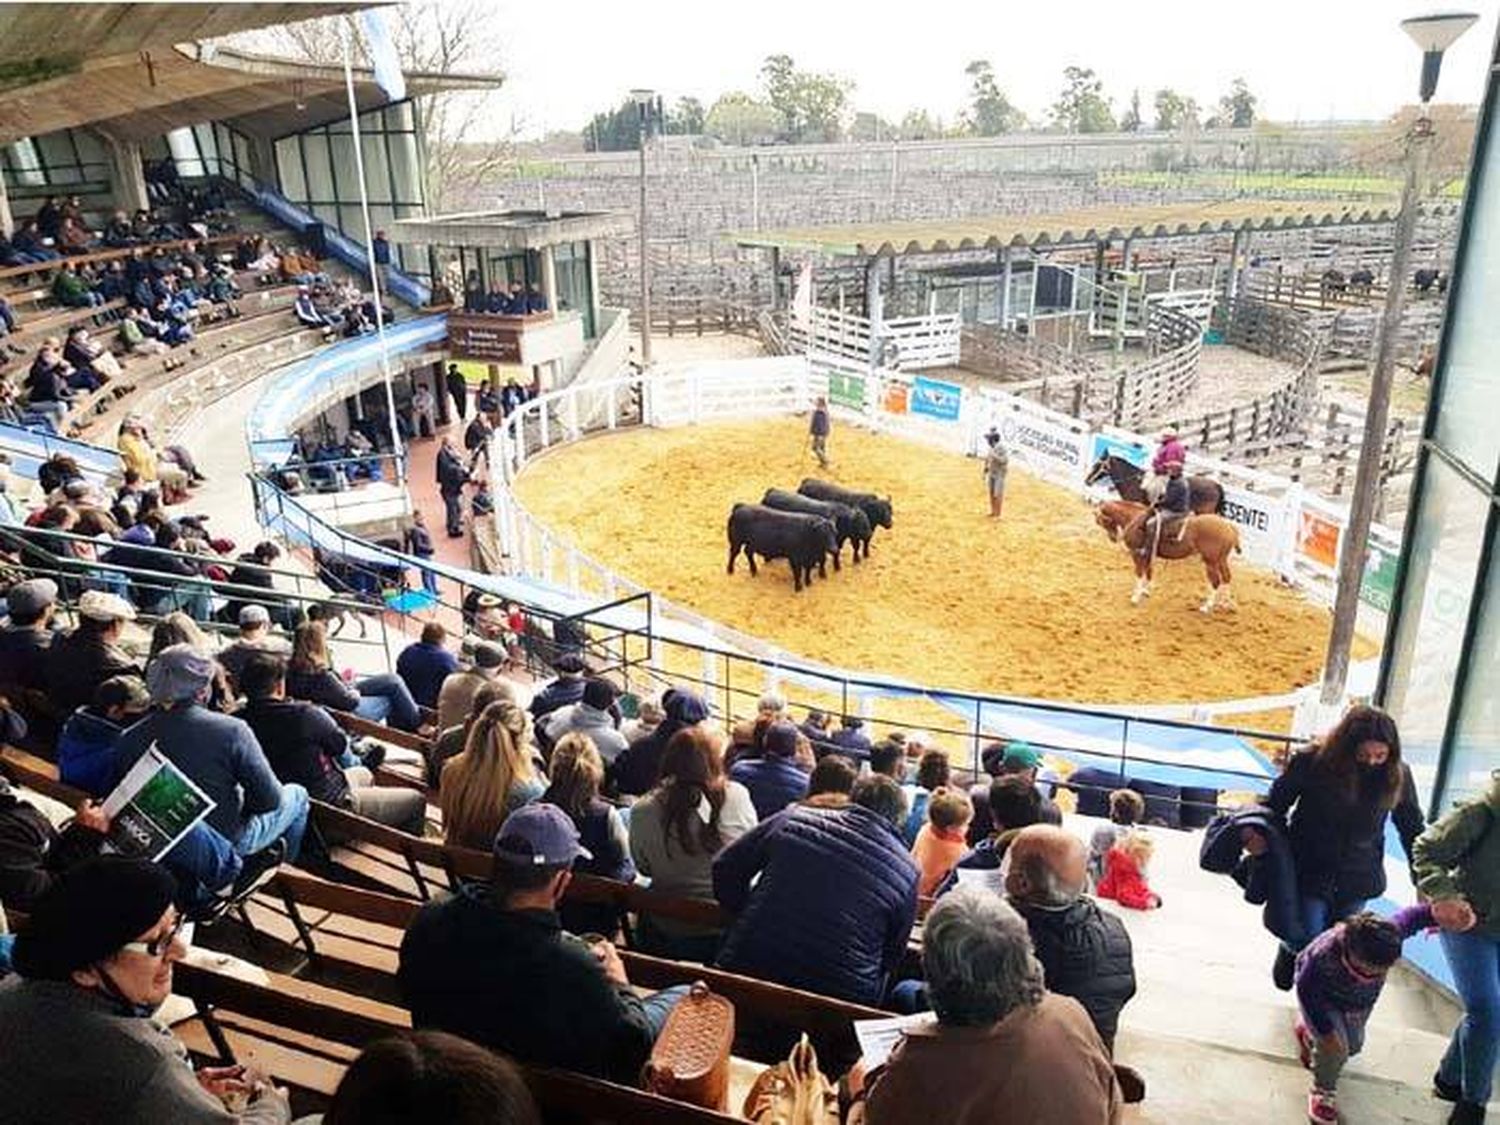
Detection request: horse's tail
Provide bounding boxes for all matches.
[1215,483,1227,516]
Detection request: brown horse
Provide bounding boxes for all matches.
[1094,500,1242,611]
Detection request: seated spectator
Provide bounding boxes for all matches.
[830,714,873,760]
[542,733,636,936]
[1096,831,1162,912]
[429,680,512,790]
[102,209,135,247]
[396,621,459,711]
[869,738,905,783]
[64,325,124,384]
[435,641,506,732]
[57,676,150,796]
[439,697,546,850]
[969,741,1062,844]
[620,694,664,745]
[10,218,60,261]
[541,676,628,764]
[1089,788,1147,886]
[804,753,859,807]
[21,346,74,431]
[729,718,810,820]
[0,577,58,700]
[847,887,1121,1124]
[293,286,338,334]
[714,774,918,1006]
[628,726,757,961]
[222,541,290,627]
[56,216,92,255]
[51,261,101,308]
[944,776,1045,893]
[117,418,190,502]
[499,377,527,416]
[1006,824,1141,1098]
[44,591,143,716]
[912,787,974,898]
[118,305,172,358]
[117,645,309,863]
[525,282,548,314]
[399,804,686,1083]
[0,856,292,1123]
[324,1030,541,1125]
[528,651,588,724]
[33,336,99,394]
[0,777,111,915]
[218,604,293,690]
[288,620,424,733]
[903,748,951,845]
[608,687,710,798]
[239,655,425,836]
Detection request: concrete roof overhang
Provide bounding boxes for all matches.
[389,210,636,251]
[732,200,1450,259]
[0,6,503,145]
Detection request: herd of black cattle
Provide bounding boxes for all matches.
[727,480,895,592]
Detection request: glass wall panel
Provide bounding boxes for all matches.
[3,140,46,187]
[303,137,336,203]
[1382,453,1491,807]
[388,133,422,207]
[276,138,307,202]
[167,129,205,178]
[361,136,392,203]
[36,132,82,184]
[1443,536,1500,806]
[328,135,358,198]
[1433,101,1500,483]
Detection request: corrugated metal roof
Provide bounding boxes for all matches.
[733,200,1422,257]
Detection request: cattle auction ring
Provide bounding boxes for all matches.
[513,415,1368,709]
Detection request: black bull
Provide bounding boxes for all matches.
[761,487,872,567]
[726,504,839,592]
[797,479,894,552]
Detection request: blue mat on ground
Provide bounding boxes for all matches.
[384,589,437,614]
[932,695,1277,793]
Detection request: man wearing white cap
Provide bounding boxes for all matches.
[218,604,292,691]
[116,644,308,862]
[44,591,143,715]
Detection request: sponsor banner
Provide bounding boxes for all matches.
[1298,507,1342,571]
[882,380,910,415]
[1359,538,1399,613]
[1090,432,1150,470]
[909,376,963,422]
[827,370,867,411]
[1218,485,1283,564]
[997,410,1090,485]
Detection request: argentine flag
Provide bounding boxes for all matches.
[357,9,407,102]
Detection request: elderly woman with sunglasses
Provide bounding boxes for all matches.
[0,856,290,1123]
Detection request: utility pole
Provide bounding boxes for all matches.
[632,89,656,366]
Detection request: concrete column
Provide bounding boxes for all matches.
[999,248,1013,328]
[586,240,601,332]
[432,361,451,426]
[0,173,12,239]
[769,247,782,312]
[539,245,558,312]
[98,130,148,214]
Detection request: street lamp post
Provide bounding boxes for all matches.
[631,88,656,367]
[1319,10,1478,710]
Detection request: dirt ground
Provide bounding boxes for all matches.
[515,417,1373,708]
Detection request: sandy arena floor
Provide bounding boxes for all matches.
[515,417,1369,708]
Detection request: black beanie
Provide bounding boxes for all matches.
[13,856,178,981]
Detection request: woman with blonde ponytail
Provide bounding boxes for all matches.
[439,698,547,850]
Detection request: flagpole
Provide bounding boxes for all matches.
[340,18,404,476]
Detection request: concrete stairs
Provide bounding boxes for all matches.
[1081,813,1477,1123]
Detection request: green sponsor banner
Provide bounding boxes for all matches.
[827,371,867,411]
[1359,539,1399,613]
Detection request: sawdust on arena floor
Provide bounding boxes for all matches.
[514,417,1376,710]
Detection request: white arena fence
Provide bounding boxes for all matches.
[492,355,1397,741]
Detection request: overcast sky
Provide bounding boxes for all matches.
[478,0,1499,138]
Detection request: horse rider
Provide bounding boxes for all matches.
[1138,460,1192,560]
[1146,428,1187,502]
[983,428,1008,519]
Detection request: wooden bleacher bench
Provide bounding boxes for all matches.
[171,959,748,1122]
[0,233,242,286]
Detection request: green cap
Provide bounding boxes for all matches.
[1002,741,1042,770]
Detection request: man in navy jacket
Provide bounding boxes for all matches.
[714,773,917,1006]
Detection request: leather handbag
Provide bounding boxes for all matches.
[641,981,735,1110]
[743,1034,840,1124]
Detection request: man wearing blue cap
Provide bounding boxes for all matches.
[399,804,687,1084]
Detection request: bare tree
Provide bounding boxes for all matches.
[234,3,512,211]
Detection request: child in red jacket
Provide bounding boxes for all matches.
[1097,831,1162,910]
